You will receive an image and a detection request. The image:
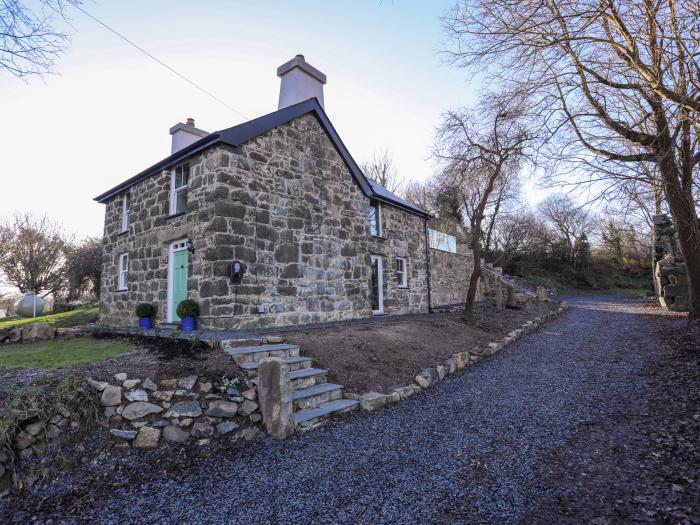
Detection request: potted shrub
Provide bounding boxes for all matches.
[135,303,156,329]
[176,299,199,331]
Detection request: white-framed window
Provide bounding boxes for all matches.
[121,192,130,232]
[396,257,408,288]
[118,253,129,290]
[369,201,381,237]
[170,163,189,215]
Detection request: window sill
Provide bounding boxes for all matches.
[398,286,409,289]
[370,235,386,240]
[117,230,128,237]
[166,212,186,221]
[114,288,129,293]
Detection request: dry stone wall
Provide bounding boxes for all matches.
[653,214,689,312]
[94,373,260,449]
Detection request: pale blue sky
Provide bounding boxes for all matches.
[1,1,487,237]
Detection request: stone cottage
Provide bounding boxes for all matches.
[95,55,471,330]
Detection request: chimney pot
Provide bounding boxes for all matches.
[277,54,326,110]
[186,117,195,127]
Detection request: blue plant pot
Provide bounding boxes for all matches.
[181,316,197,331]
[138,317,153,330]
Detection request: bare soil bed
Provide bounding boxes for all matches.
[282,301,559,393]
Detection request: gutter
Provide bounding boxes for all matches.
[424,217,432,312]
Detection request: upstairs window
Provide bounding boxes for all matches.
[396,257,408,288]
[369,201,381,237]
[118,253,129,290]
[170,163,189,215]
[121,192,130,232]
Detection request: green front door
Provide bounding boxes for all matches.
[172,248,188,322]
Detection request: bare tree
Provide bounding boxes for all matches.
[443,0,700,320]
[539,194,595,262]
[404,179,465,223]
[64,237,102,300]
[0,213,68,297]
[434,90,530,322]
[361,149,404,194]
[1,0,81,78]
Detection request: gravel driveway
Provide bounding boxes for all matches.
[7,294,696,524]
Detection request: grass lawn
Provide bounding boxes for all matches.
[0,307,99,330]
[0,337,134,369]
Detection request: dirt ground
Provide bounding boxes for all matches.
[282,301,559,393]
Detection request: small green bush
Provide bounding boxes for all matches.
[176,299,199,318]
[135,303,156,318]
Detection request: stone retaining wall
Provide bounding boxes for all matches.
[429,249,472,307]
[92,373,261,449]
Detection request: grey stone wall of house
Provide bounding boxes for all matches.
[368,203,429,315]
[99,114,430,330]
[429,249,472,307]
[99,149,211,327]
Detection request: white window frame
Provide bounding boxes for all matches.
[170,163,189,215]
[370,254,384,314]
[396,257,408,288]
[118,253,129,290]
[369,201,382,237]
[121,192,129,232]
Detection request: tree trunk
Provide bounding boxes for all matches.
[464,223,482,322]
[658,151,700,320]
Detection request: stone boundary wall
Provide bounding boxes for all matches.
[653,214,689,312]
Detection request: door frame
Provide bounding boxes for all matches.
[370,254,384,315]
[167,239,189,323]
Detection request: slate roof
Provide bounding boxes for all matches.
[93,98,430,218]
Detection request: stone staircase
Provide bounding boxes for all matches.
[221,341,359,430]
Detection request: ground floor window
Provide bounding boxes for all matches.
[118,253,129,290]
[396,257,408,287]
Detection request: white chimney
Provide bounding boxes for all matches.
[277,54,327,110]
[169,117,209,154]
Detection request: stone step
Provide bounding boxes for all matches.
[294,399,360,428]
[224,343,300,365]
[289,367,328,389]
[239,356,313,377]
[292,383,343,410]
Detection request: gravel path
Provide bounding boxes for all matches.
[7,294,688,524]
